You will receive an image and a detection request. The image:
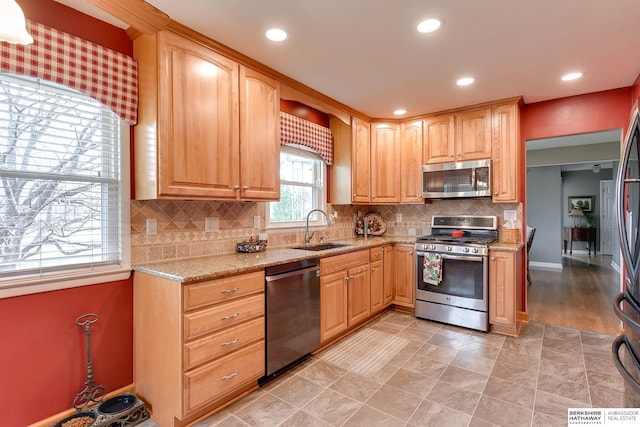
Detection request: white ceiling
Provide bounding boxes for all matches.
[55,0,640,120]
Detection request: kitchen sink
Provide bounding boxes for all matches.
[292,242,353,251]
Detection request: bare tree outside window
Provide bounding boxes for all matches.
[0,74,121,275]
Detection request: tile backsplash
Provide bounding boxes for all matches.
[131,199,521,264]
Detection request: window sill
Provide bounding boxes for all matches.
[0,268,132,299]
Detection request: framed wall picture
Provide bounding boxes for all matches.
[568,196,594,213]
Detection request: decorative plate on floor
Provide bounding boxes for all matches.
[364,213,386,235]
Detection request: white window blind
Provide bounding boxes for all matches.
[0,73,126,282]
[267,145,326,229]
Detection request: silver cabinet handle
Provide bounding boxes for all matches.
[221,370,239,381]
[242,185,249,190]
[374,253,381,257]
[491,256,495,261]
[221,287,239,294]
[221,312,240,321]
[234,185,240,190]
[220,337,239,347]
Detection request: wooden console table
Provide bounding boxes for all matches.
[563,227,596,255]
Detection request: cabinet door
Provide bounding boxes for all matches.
[393,245,415,307]
[423,114,455,164]
[351,117,371,203]
[383,246,394,307]
[492,102,520,202]
[370,259,384,314]
[239,66,280,200]
[320,270,348,342]
[371,123,400,203]
[400,121,423,203]
[489,250,516,327]
[347,264,371,326]
[157,31,240,199]
[456,107,492,161]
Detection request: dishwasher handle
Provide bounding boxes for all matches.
[265,265,320,282]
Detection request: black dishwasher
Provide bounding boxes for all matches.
[263,257,320,380]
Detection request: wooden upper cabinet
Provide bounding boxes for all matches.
[455,107,492,161]
[371,123,400,204]
[423,108,492,164]
[133,30,279,201]
[423,114,455,164]
[492,102,521,203]
[239,67,280,200]
[400,121,423,203]
[351,117,371,203]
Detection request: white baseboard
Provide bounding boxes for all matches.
[611,260,621,273]
[530,261,562,270]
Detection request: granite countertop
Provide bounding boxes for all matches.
[490,241,525,251]
[133,236,416,284]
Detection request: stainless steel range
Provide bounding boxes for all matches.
[415,215,498,332]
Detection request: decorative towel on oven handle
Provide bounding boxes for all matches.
[423,253,442,285]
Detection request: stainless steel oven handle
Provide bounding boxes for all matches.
[440,254,484,262]
[613,292,640,334]
[416,251,483,263]
[612,334,640,395]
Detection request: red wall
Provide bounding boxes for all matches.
[0,280,133,426]
[0,2,134,426]
[521,87,632,141]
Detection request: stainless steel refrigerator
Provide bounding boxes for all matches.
[613,107,640,406]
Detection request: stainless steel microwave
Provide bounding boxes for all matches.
[422,159,491,199]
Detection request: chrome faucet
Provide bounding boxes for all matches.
[305,209,331,244]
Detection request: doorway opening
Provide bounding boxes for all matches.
[525,129,622,334]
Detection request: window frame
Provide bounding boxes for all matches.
[0,75,131,299]
[266,144,327,231]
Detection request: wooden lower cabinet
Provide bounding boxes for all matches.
[370,258,384,314]
[382,245,394,306]
[489,248,522,336]
[320,249,370,343]
[369,247,384,314]
[134,270,265,427]
[319,269,349,342]
[347,264,371,326]
[392,244,415,308]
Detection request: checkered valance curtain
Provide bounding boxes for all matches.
[0,20,138,125]
[280,111,333,165]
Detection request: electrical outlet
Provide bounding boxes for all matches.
[396,213,403,223]
[253,215,261,229]
[205,217,219,233]
[146,218,157,236]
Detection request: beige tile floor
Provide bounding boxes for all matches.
[139,311,624,427]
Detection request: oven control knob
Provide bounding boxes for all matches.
[429,245,436,250]
[446,246,452,251]
[473,248,479,254]
[463,247,470,253]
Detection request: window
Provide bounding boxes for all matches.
[267,145,326,228]
[0,73,130,297]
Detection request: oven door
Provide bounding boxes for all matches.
[416,251,488,311]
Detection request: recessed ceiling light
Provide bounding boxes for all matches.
[417,18,442,33]
[456,77,475,86]
[393,109,407,116]
[561,72,583,81]
[266,28,287,42]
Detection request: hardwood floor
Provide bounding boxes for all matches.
[527,254,621,335]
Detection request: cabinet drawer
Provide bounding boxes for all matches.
[184,317,264,371]
[184,294,264,341]
[369,247,383,262]
[320,250,369,275]
[183,271,264,311]
[184,340,264,414]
